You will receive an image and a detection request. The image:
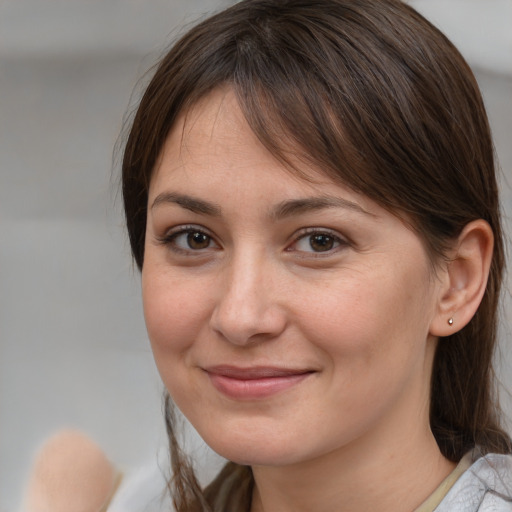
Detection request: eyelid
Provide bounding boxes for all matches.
[286,227,350,255]
[154,224,350,257]
[156,224,220,254]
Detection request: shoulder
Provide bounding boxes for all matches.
[436,452,512,511]
[107,461,173,512]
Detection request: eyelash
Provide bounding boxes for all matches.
[157,225,349,256]
[157,225,219,255]
[287,228,348,256]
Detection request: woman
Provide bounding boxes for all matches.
[24,0,512,511]
[120,0,512,510]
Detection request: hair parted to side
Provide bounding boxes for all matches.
[122,0,511,509]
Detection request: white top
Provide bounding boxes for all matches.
[435,452,512,511]
[107,462,173,512]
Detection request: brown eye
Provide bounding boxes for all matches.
[163,227,217,252]
[290,229,345,255]
[186,231,211,250]
[309,234,335,252]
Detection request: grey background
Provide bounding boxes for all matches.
[1,1,511,511]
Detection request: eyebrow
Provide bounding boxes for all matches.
[271,196,373,220]
[151,192,222,216]
[150,192,372,219]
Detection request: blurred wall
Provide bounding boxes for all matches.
[1,1,511,511]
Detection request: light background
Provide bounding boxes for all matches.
[1,1,511,510]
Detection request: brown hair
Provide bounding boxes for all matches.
[122,0,511,509]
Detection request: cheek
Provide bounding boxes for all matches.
[142,269,213,357]
[141,270,218,405]
[294,261,433,365]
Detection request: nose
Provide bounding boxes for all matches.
[209,253,287,346]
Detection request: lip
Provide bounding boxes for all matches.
[204,366,315,400]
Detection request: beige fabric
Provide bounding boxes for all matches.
[414,452,473,512]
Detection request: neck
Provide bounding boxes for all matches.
[250,422,455,512]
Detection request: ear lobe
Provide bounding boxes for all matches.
[430,219,494,337]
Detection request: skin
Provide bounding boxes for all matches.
[23,430,119,512]
[142,88,458,512]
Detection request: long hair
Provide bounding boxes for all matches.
[122,0,511,509]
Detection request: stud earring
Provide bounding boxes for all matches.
[448,318,454,326]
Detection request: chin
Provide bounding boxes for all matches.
[197,425,307,467]
[212,444,295,467]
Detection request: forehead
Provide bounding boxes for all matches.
[159,88,272,171]
[152,88,348,198]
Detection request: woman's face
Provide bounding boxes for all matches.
[142,89,444,467]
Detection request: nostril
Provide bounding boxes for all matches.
[209,298,287,346]
[208,257,287,345]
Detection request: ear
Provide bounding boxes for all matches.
[430,219,494,337]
